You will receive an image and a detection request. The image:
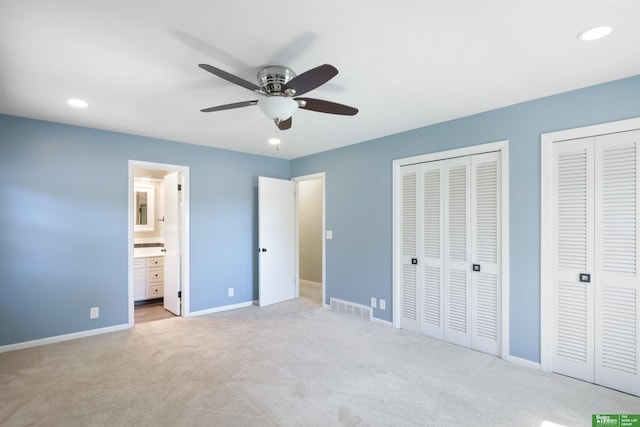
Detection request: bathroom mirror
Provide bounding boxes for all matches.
[134,184,155,232]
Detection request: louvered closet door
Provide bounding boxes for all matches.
[594,130,640,396]
[400,165,420,333]
[443,157,472,348]
[398,152,502,357]
[552,130,640,396]
[471,152,501,356]
[552,137,596,382]
[421,162,445,340]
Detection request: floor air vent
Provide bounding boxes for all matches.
[330,298,372,321]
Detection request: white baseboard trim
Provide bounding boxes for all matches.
[299,279,322,288]
[187,300,254,317]
[506,354,541,370]
[373,317,393,327]
[0,323,130,354]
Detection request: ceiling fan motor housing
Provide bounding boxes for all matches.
[258,66,296,95]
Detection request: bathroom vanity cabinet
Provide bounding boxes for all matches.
[134,256,164,301]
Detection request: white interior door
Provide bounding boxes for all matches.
[259,176,296,307]
[399,151,502,357]
[400,165,420,333]
[443,157,472,348]
[470,152,501,356]
[163,172,181,315]
[551,130,640,396]
[421,163,445,340]
[594,130,640,395]
[552,137,596,382]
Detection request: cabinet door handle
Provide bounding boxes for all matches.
[473,264,481,272]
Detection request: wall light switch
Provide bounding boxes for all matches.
[379,299,386,311]
[228,288,234,297]
[90,307,99,319]
[326,230,333,240]
[371,297,377,309]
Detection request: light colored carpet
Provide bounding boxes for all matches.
[1,294,638,426]
[299,281,322,306]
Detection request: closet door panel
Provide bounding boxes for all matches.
[443,157,472,347]
[400,166,421,333]
[471,152,501,356]
[594,130,640,396]
[552,137,596,382]
[421,164,445,339]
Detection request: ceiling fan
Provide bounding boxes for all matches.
[198,63,358,130]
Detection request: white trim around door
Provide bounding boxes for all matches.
[392,140,510,359]
[128,160,190,326]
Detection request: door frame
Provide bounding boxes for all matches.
[392,140,510,359]
[540,117,640,372]
[292,172,327,307]
[128,160,190,325]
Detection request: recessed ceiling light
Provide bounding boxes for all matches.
[578,25,612,41]
[268,138,281,145]
[67,98,89,108]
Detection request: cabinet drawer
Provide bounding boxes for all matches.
[147,268,164,283]
[148,285,164,298]
[133,258,146,269]
[147,256,164,267]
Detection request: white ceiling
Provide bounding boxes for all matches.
[1,1,639,160]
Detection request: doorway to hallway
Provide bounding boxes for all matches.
[294,173,326,307]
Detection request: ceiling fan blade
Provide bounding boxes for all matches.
[276,117,293,130]
[199,64,262,93]
[295,98,358,116]
[200,100,258,112]
[283,64,338,96]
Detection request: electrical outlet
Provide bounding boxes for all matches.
[371,297,377,309]
[228,288,234,297]
[379,299,386,311]
[90,307,99,319]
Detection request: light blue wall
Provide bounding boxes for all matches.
[291,75,640,363]
[0,116,289,346]
[3,75,639,359]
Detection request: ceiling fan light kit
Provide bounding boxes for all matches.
[258,96,298,121]
[198,62,358,130]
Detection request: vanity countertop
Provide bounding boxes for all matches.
[134,247,164,258]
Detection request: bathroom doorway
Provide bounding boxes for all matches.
[128,160,190,325]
